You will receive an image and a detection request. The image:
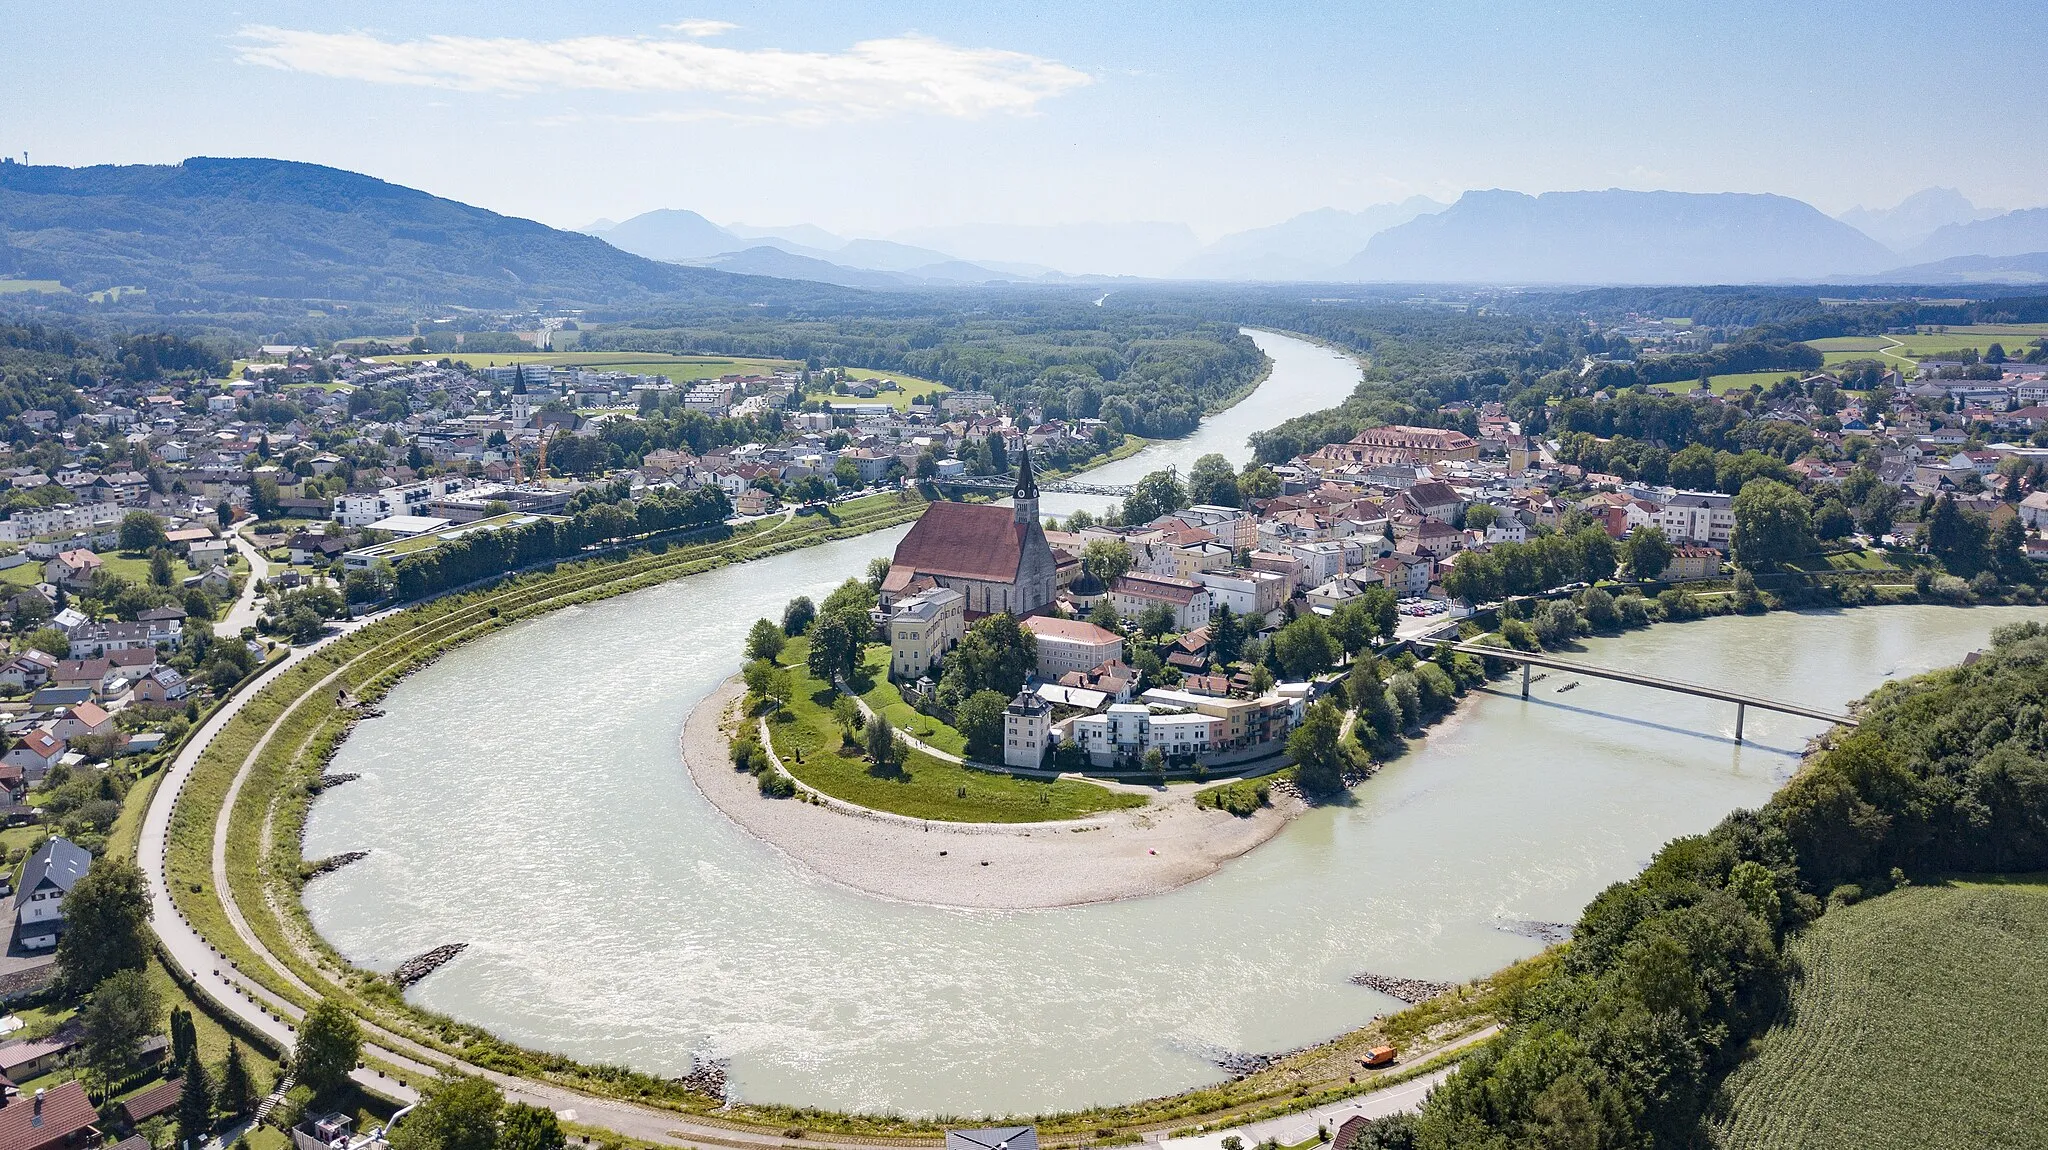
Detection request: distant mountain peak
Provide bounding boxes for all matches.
[1838,188,2003,251]
[1341,188,1894,284]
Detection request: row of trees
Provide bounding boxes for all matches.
[387,484,730,602]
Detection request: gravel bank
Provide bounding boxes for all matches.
[682,678,1304,909]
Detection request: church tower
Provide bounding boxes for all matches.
[1013,441,1039,525]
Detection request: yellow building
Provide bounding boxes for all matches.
[887,586,965,681]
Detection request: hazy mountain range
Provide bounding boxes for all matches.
[591,185,2048,287]
[5,157,2046,306]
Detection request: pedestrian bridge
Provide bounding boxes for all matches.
[1412,637,1859,742]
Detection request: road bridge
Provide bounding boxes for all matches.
[1413,638,1858,742]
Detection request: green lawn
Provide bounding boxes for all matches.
[1713,878,2048,1150]
[1650,370,1804,395]
[1805,336,1892,353]
[832,367,953,411]
[764,639,1142,822]
[856,645,967,756]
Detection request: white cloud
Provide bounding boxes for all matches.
[233,25,1092,121]
[662,19,737,38]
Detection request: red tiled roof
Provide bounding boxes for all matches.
[890,502,1026,584]
[0,1079,99,1150]
[1019,617,1122,645]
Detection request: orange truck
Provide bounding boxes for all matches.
[1361,1045,1398,1068]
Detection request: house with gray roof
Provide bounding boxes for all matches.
[15,838,90,950]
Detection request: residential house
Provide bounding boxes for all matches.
[41,550,101,591]
[65,620,151,659]
[1,730,63,783]
[0,652,57,692]
[48,702,114,743]
[136,604,187,647]
[14,837,90,950]
[0,1078,101,1150]
[1192,567,1289,620]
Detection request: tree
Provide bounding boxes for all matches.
[1238,464,1281,501]
[169,1006,196,1068]
[864,712,901,771]
[1209,603,1243,665]
[1994,513,2033,585]
[1080,538,1134,586]
[26,625,71,659]
[1923,493,1990,576]
[742,659,788,705]
[177,1047,214,1145]
[1186,453,1240,507]
[1121,469,1188,525]
[781,596,816,636]
[1272,616,1339,680]
[1287,700,1349,797]
[1462,503,1500,531]
[218,1040,256,1118]
[1730,479,1816,570]
[55,857,150,992]
[805,609,865,685]
[119,511,168,552]
[745,618,786,662]
[865,555,893,592]
[957,690,1010,759]
[500,1103,568,1150]
[80,969,161,1086]
[936,613,1037,705]
[1813,498,1855,542]
[391,1074,505,1150]
[1622,525,1674,580]
[1137,602,1176,637]
[149,549,175,587]
[294,998,362,1096]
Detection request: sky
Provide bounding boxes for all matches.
[5,0,2046,241]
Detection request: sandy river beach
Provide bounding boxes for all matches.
[681,678,1304,909]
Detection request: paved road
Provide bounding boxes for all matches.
[214,529,272,637]
[1152,1027,1498,1150]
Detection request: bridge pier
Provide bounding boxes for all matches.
[1735,702,1746,744]
[1521,662,1531,699]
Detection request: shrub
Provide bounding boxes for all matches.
[758,769,797,798]
[1197,778,1270,817]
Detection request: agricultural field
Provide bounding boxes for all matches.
[1713,878,2048,1150]
[1885,323,2048,361]
[0,278,67,294]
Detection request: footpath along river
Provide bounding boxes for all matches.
[301,330,2044,1117]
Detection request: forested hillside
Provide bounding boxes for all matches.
[0,157,853,311]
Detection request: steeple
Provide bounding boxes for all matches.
[1012,442,1039,524]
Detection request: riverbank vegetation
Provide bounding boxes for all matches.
[1712,878,2048,1150]
[1365,620,2048,1150]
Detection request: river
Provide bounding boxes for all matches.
[300,330,2043,1117]
[1033,328,1362,521]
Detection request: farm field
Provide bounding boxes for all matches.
[1713,878,2048,1150]
[0,278,67,294]
[1887,323,2048,360]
